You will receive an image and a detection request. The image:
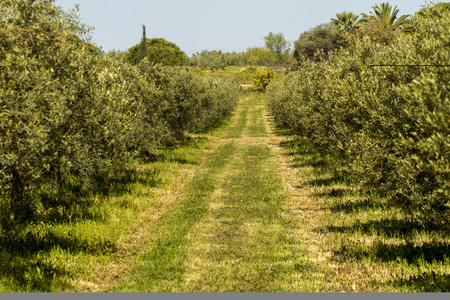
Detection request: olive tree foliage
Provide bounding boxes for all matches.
[187,48,282,69]
[0,0,161,228]
[391,2,450,221]
[0,0,101,225]
[0,0,239,231]
[139,63,238,138]
[246,47,277,66]
[268,2,450,224]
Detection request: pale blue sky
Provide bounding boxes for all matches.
[55,0,430,56]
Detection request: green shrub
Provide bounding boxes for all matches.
[293,23,340,64]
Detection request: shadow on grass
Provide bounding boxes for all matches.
[278,138,339,175]
[36,164,160,225]
[1,230,116,256]
[324,218,443,238]
[328,197,385,213]
[393,271,450,292]
[373,241,450,264]
[1,179,122,291]
[0,230,117,292]
[0,252,71,292]
[278,139,313,157]
[140,136,210,165]
[309,174,353,187]
[91,165,161,196]
[335,237,450,265]
[335,234,450,292]
[163,135,210,150]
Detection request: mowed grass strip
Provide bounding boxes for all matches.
[181,142,313,292]
[246,93,266,138]
[115,141,237,292]
[226,96,249,139]
[173,93,329,292]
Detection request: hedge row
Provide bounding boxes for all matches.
[0,0,238,229]
[267,3,450,223]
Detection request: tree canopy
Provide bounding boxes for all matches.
[127,35,187,66]
[330,11,360,32]
[293,23,340,63]
[359,2,411,30]
[356,3,412,43]
[246,47,277,66]
[264,32,290,55]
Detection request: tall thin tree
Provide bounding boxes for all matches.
[136,25,148,64]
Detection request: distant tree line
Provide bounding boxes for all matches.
[185,33,295,69]
[185,2,426,69]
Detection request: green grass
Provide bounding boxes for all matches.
[227,101,248,139]
[115,141,237,292]
[178,142,314,292]
[246,93,267,137]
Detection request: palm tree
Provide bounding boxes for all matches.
[330,11,360,32]
[359,3,411,31]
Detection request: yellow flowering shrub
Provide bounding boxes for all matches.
[252,69,274,90]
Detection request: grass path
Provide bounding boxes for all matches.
[114,93,336,292]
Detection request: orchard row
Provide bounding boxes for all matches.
[267,3,450,224]
[0,0,238,229]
